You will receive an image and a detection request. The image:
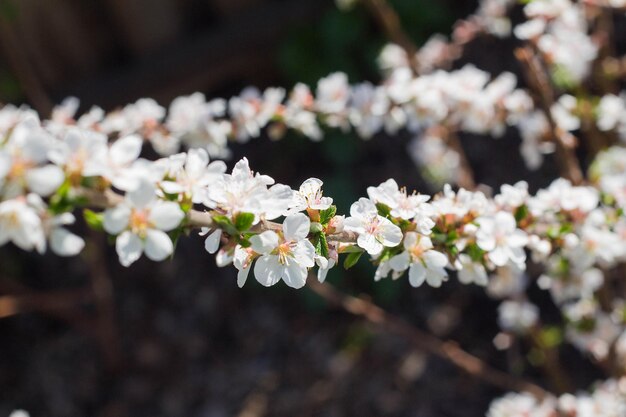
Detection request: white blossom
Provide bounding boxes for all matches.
[343,197,403,255]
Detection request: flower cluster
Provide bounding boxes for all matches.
[488,378,626,417]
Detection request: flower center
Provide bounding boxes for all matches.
[8,156,33,180]
[365,216,381,235]
[276,242,293,265]
[130,209,151,237]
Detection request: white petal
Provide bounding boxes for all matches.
[204,229,222,254]
[128,181,156,208]
[423,250,448,269]
[282,213,310,241]
[408,263,427,287]
[349,197,377,220]
[237,266,251,288]
[282,262,308,289]
[299,177,323,195]
[389,251,410,272]
[186,148,209,178]
[380,220,403,246]
[103,205,131,234]
[25,165,64,196]
[254,255,282,286]
[250,231,279,254]
[0,152,11,179]
[50,228,85,256]
[357,233,383,255]
[489,246,509,267]
[110,135,142,166]
[160,181,185,195]
[144,229,174,261]
[292,240,316,268]
[148,201,184,231]
[116,231,143,267]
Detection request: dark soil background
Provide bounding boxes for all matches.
[0,0,611,416]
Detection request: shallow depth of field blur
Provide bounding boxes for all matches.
[0,1,622,416]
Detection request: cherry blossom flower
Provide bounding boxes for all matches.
[367,179,434,233]
[288,178,333,213]
[343,198,403,255]
[389,232,449,288]
[250,213,316,289]
[161,148,226,203]
[205,158,292,223]
[0,118,64,198]
[497,300,539,333]
[0,196,45,252]
[476,212,527,268]
[103,181,184,266]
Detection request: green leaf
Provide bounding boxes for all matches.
[343,251,363,269]
[319,205,337,225]
[514,204,529,223]
[318,232,329,258]
[212,215,239,236]
[539,326,563,348]
[465,243,485,263]
[376,203,391,218]
[234,212,255,232]
[83,209,104,231]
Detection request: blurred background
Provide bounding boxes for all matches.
[0,0,583,416]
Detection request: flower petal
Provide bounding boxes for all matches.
[110,135,142,166]
[204,229,222,254]
[144,229,174,261]
[25,165,64,196]
[148,201,184,231]
[50,228,85,256]
[282,213,310,241]
[253,255,282,287]
[116,231,143,267]
[408,263,427,287]
[282,262,308,289]
[103,205,131,234]
[250,231,279,254]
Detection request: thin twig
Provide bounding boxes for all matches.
[0,288,91,319]
[307,279,549,398]
[360,0,420,73]
[85,232,123,372]
[514,46,584,185]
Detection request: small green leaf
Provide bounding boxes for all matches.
[83,209,104,231]
[318,232,329,258]
[320,205,337,225]
[343,251,363,269]
[514,204,529,223]
[376,203,391,218]
[234,212,255,231]
[212,215,239,235]
[465,243,485,263]
[539,326,563,348]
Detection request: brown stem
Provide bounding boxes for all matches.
[360,0,420,73]
[0,288,91,319]
[77,187,360,244]
[514,46,584,185]
[308,279,550,398]
[85,232,123,372]
[528,326,573,394]
[443,127,477,190]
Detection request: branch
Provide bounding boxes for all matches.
[514,46,584,185]
[308,279,550,399]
